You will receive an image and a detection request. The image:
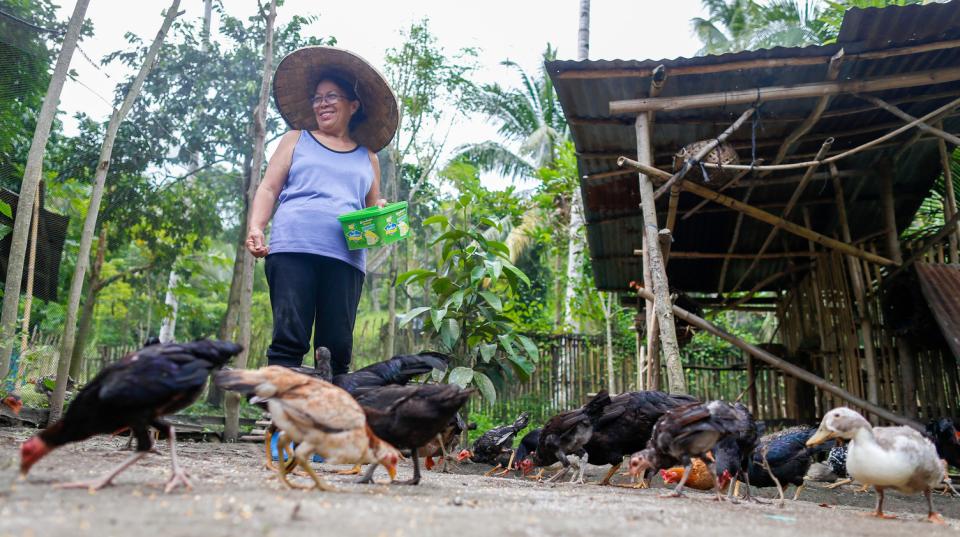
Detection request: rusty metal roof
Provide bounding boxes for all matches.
[547,1,960,294]
[915,263,960,359]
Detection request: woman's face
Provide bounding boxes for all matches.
[312,80,359,134]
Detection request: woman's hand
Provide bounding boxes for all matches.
[246,228,269,258]
[375,198,387,208]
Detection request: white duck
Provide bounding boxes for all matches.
[806,407,945,523]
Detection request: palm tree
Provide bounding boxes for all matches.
[454,44,568,179]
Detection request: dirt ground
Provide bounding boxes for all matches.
[1,426,959,537]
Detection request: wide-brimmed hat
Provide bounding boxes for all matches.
[273,46,399,153]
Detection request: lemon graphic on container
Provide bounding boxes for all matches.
[345,224,363,244]
[397,220,409,236]
[364,229,380,245]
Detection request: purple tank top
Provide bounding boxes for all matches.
[268,131,373,272]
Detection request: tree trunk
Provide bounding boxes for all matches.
[0,0,90,382]
[68,227,106,380]
[386,254,398,357]
[20,185,41,355]
[158,270,179,343]
[577,0,590,61]
[563,187,584,332]
[49,0,181,422]
[602,291,615,394]
[225,0,276,441]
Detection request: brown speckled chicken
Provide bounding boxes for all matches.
[215,366,400,491]
[661,457,717,491]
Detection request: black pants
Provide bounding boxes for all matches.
[265,252,364,375]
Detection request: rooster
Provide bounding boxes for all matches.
[712,403,759,501]
[532,391,612,483]
[629,400,753,499]
[215,366,400,491]
[354,384,473,485]
[746,425,834,500]
[19,339,242,492]
[457,411,530,475]
[926,418,960,470]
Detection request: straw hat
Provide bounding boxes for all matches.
[273,46,399,153]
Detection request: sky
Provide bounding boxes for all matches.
[54,0,709,190]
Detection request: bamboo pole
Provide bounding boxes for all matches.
[859,94,960,146]
[635,114,686,394]
[695,97,960,172]
[618,157,897,266]
[731,139,834,293]
[832,163,880,413]
[879,210,960,285]
[653,107,755,199]
[559,39,960,80]
[681,168,753,220]
[610,66,960,113]
[938,135,959,263]
[879,163,904,265]
[633,286,922,429]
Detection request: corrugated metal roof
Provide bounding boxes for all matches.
[548,1,960,293]
[915,263,960,359]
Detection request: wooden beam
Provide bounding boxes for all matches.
[697,96,960,171]
[731,139,834,292]
[610,66,960,114]
[878,204,960,286]
[635,113,686,394]
[681,167,753,220]
[859,94,960,146]
[618,157,899,267]
[633,286,922,430]
[632,250,819,260]
[559,39,960,81]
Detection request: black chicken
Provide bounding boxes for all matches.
[354,384,473,485]
[511,428,542,476]
[744,426,833,500]
[629,400,753,499]
[457,411,530,475]
[583,391,698,486]
[19,339,242,492]
[712,403,759,501]
[532,391,612,483]
[926,418,960,470]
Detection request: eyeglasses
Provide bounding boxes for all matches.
[310,92,348,106]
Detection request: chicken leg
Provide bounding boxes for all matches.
[597,463,621,486]
[660,463,693,498]
[493,450,518,477]
[161,424,192,493]
[54,451,147,491]
[394,450,422,486]
[337,465,363,475]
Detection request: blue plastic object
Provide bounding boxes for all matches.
[270,430,323,463]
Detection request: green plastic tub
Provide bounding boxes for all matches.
[337,201,410,250]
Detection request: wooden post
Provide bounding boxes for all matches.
[635,114,686,394]
[633,286,922,430]
[938,135,959,263]
[832,163,880,414]
[747,353,758,416]
[879,162,904,265]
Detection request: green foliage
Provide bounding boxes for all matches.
[691,0,923,55]
[397,194,537,404]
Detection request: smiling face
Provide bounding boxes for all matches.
[312,79,360,136]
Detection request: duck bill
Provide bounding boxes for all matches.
[806,427,834,447]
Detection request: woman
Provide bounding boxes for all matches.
[246,47,399,375]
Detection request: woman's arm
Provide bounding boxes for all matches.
[246,130,299,257]
[365,150,387,208]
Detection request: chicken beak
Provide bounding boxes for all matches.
[387,463,398,480]
[806,426,834,447]
[705,451,715,463]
